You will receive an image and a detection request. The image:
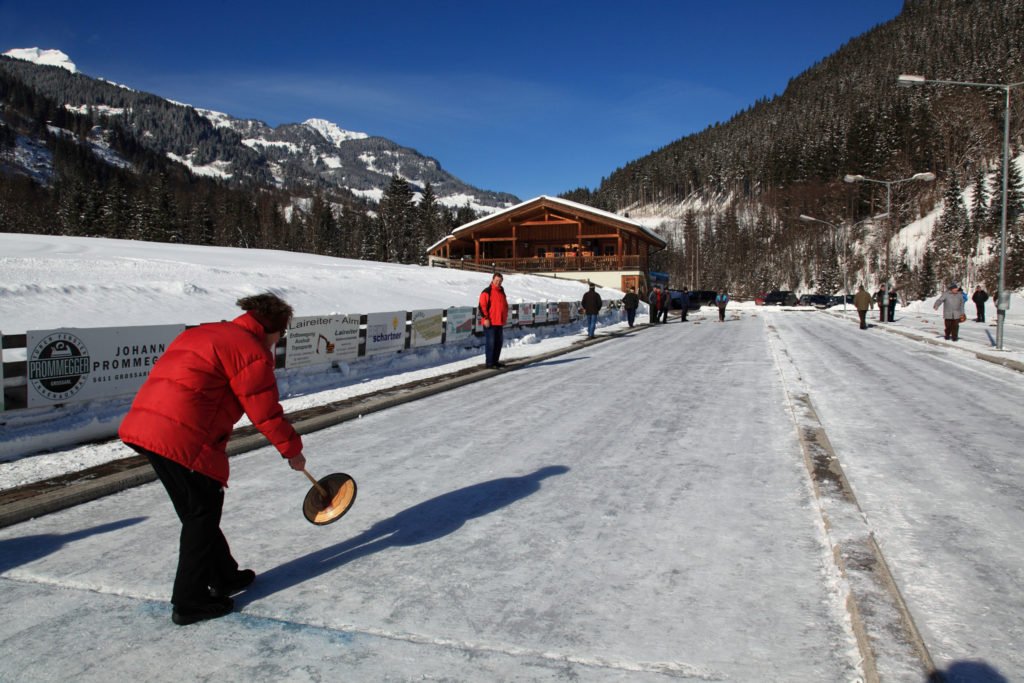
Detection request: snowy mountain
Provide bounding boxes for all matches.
[196,107,513,212]
[1,48,76,73]
[0,48,518,213]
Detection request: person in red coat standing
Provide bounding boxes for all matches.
[119,292,306,625]
[478,272,509,368]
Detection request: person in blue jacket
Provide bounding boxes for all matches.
[679,288,691,322]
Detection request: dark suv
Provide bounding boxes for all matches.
[763,290,798,306]
[686,290,718,310]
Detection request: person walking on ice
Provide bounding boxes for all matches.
[581,282,602,338]
[715,289,729,322]
[854,285,873,329]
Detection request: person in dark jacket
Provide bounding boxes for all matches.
[119,293,306,626]
[648,286,662,324]
[853,285,873,329]
[679,288,690,322]
[972,285,989,322]
[479,272,509,368]
[581,282,602,338]
[622,287,639,328]
[887,286,899,322]
[875,285,888,322]
[715,290,729,322]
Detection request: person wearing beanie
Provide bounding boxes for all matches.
[933,283,966,341]
[119,292,306,625]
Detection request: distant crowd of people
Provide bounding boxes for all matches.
[618,285,732,327]
[851,281,992,340]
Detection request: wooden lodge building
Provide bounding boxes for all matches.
[426,195,667,294]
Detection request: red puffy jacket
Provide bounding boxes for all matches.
[478,284,509,327]
[119,312,302,486]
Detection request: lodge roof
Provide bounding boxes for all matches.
[426,195,667,252]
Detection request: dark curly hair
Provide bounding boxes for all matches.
[236,292,293,333]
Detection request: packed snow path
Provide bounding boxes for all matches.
[0,309,1020,681]
[769,311,1024,679]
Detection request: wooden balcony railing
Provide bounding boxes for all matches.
[429,255,643,273]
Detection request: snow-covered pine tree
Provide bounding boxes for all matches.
[930,172,969,284]
[415,182,442,265]
[379,174,415,263]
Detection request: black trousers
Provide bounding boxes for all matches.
[484,325,504,366]
[141,448,239,608]
[857,310,868,329]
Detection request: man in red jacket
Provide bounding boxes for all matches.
[478,272,509,368]
[119,292,306,625]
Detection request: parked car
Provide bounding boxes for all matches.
[799,294,833,308]
[763,290,798,306]
[686,290,718,310]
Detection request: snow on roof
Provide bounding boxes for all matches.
[429,195,667,252]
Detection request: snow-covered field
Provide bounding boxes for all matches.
[0,233,630,481]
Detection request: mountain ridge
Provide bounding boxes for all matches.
[0,47,519,213]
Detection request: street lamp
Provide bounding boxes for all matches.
[898,73,1023,351]
[800,212,889,313]
[843,171,936,321]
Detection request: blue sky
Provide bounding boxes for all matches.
[1,1,903,200]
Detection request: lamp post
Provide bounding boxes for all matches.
[898,74,1023,351]
[800,213,889,314]
[843,171,936,322]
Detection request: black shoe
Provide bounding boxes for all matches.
[209,569,255,598]
[172,596,234,626]
[494,362,506,368]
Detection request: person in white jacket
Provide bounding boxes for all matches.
[933,283,966,341]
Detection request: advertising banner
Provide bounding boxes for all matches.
[410,309,444,348]
[445,306,476,343]
[26,324,184,407]
[285,314,361,368]
[558,302,572,325]
[547,302,559,322]
[517,303,534,326]
[365,311,407,356]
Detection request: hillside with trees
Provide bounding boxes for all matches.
[564,0,1024,299]
[0,58,488,263]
